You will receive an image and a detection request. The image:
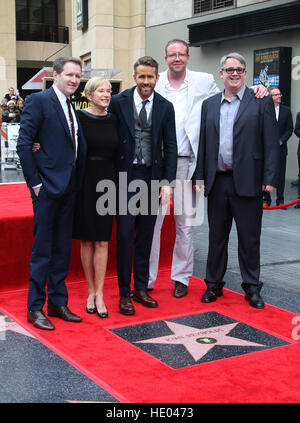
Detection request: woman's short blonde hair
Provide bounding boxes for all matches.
[84,77,112,97]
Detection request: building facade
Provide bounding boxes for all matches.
[0,0,146,99]
[0,0,299,178]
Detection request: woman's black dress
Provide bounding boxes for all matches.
[73,110,119,241]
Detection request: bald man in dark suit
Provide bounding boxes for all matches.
[263,87,293,207]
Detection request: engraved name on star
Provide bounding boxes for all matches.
[134,321,265,361]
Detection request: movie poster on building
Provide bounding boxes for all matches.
[253,48,280,87]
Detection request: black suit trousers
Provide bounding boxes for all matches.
[28,169,77,310]
[205,172,263,293]
[116,166,158,297]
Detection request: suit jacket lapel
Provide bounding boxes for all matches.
[49,86,73,144]
[234,86,252,126]
[156,71,167,98]
[119,88,135,139]
[151,92,164,147]
[278,105,282,124]
[213,93,222,141]
[186,69,197,119]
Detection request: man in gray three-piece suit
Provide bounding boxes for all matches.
[109,56,177,316]
[193,52,280,309]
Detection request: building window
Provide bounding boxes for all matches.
[81,53,91,69]
[16,0,58,25]
[15,0,68,43]
[194,0,235,15]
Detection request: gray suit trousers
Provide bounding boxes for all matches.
[148,157,195,288]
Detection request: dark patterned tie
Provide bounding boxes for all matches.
[66,98,76,166]
[137,99,149,164]
[139,99,149,128]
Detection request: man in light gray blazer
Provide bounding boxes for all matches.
[148,39,267,298]
[148,39,219,298]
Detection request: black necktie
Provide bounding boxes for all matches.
[139,99,148,128]
[136,100,149,164]
[66,98,76,166]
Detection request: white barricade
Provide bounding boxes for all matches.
[0,123,21,170]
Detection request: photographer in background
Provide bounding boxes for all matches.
[4,87,22,103]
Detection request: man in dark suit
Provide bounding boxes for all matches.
[263,86,293,207]
[109,56,177,315]
[293,112,300,208]
[193,52,280,309]
[17,56,87,330]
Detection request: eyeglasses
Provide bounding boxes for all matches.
[222,67,245,75]
[166,53,188,59]
[271,93,282,97]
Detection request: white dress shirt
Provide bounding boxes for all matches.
[133,87,154,117]
[52,84,78,155]
[164,77,193,157]
[275,105,279,121]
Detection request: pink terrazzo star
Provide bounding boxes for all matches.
[0,315,35,340]
[135,321,265,361]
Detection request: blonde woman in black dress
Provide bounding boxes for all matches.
[73,77,119,318]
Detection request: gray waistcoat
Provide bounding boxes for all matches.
[133,103,152,167]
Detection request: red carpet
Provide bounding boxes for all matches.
[0,183,300,403]
[0,183,175,288]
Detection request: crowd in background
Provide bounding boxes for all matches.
[0,87,24,123]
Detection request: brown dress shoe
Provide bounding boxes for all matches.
[119,297,135,315]
[132,289,158,308]
[47,305,82,322]
[173,281,188,298]
[27,310,55,331]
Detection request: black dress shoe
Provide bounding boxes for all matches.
[86,294,96,314]
[97,310,108,318]
[86,305,96,314]
[47,305,82,322]
[245,292,265,309]
[95,303,108,318]
[119,297,135,315]
[201,285,224,303]
[173,281,188,298]
[94,296,108,318]
[132,289,158,308]
[27,310,55,331]
[295,202,300,209]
